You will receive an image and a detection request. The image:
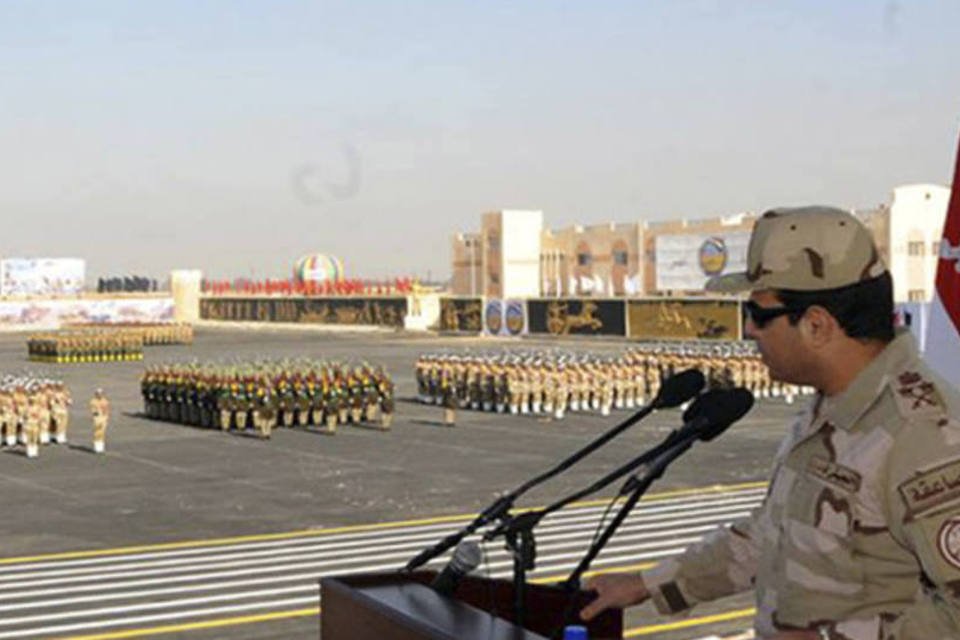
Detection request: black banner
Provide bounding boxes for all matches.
[439,297,483,333]
[527,299,626,337]
[200,297,408,327]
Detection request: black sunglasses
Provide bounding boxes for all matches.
[743,300,807,329]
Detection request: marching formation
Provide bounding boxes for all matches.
[27,330,145,363]
[141,359,395,438]
[65,322,194,345]
[0,376,72,457]
[415,341,812,420]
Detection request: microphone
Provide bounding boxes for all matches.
[618,387,754,496]
[651,368,705,409]
[678,387,755,442]
[430,541,482,597]
[404,369,704,573]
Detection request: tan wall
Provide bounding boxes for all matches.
[541,223,643,295]
[450,233,482,296]
[481,212,502,298]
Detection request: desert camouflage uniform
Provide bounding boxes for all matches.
[645,330,960,638]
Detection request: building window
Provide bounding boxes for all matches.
[908,289,926,302]
[613,250,628,266]
[908,241,925,257]
[577,253,592,266]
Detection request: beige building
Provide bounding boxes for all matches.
[450,185,950,302]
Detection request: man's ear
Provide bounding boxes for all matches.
[799,305,837,348]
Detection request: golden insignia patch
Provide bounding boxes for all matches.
[807,455,862,493]
[898,459,960,520]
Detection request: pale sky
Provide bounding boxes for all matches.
[1,1,958,282]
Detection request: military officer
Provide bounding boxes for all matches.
[583,206,960,638]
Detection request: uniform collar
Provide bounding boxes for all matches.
[814,328,919,432]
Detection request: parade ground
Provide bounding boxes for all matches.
[0,326,797,640]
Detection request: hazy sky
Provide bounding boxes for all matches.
[1,1,958,282]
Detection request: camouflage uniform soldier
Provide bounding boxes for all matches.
[0,388,15,446]
[308,376,325,426]
[324,373,340,433]
[90,388,110,453]
[24,394,41,458]
[441,369,457,426]
[583,206,960,639]
[377,369,394,430]
[13,384,28,445]
[254,377,276,439]
[51,381,71,443]
[37,384,52,444]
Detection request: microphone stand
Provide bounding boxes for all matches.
[483,425,698,627]
[403,395,670,573]
[561,430,699,593]
[483,421,698,542]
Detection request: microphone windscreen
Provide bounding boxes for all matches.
[654,369,705,408]
[430,540,482,595]
[449,540,482,574]
[683,388,755,441]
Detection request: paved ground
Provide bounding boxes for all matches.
[0,326,800,639]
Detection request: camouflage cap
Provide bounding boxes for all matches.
[705,206,887,293]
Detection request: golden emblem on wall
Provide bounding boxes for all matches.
[629,300,737,340]
[546,301,603,335]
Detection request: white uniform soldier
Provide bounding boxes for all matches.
[90,388,110,454]
[582,206,960,638]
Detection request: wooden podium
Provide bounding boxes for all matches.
[321,571,622,640]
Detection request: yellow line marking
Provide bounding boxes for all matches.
[1,481,768,566]
[625,608,756,636]
[55,608,320,640]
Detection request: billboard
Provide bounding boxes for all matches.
[527,299,626,337]
[628,299,741,340]
[0,298,175,329]
[0,258,86,296]
[200,297,407,327]
[655,232,750,292]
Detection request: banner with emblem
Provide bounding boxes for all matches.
[654,232,750,292]
[926,132,960,387]
[483,299,528,336]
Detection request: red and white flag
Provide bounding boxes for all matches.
[925,133,960,387]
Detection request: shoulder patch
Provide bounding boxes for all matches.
[898,459,960,520]
[891,370,946,420]
[938,518,960,570]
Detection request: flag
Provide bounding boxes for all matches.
[925,133,960,387]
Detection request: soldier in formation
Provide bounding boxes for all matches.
[415,343,812,420]
[90,388,110,453]
[28,330,144,363]
[64,323,194,346]
[0,376,72,457]
[141,359,395,437]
